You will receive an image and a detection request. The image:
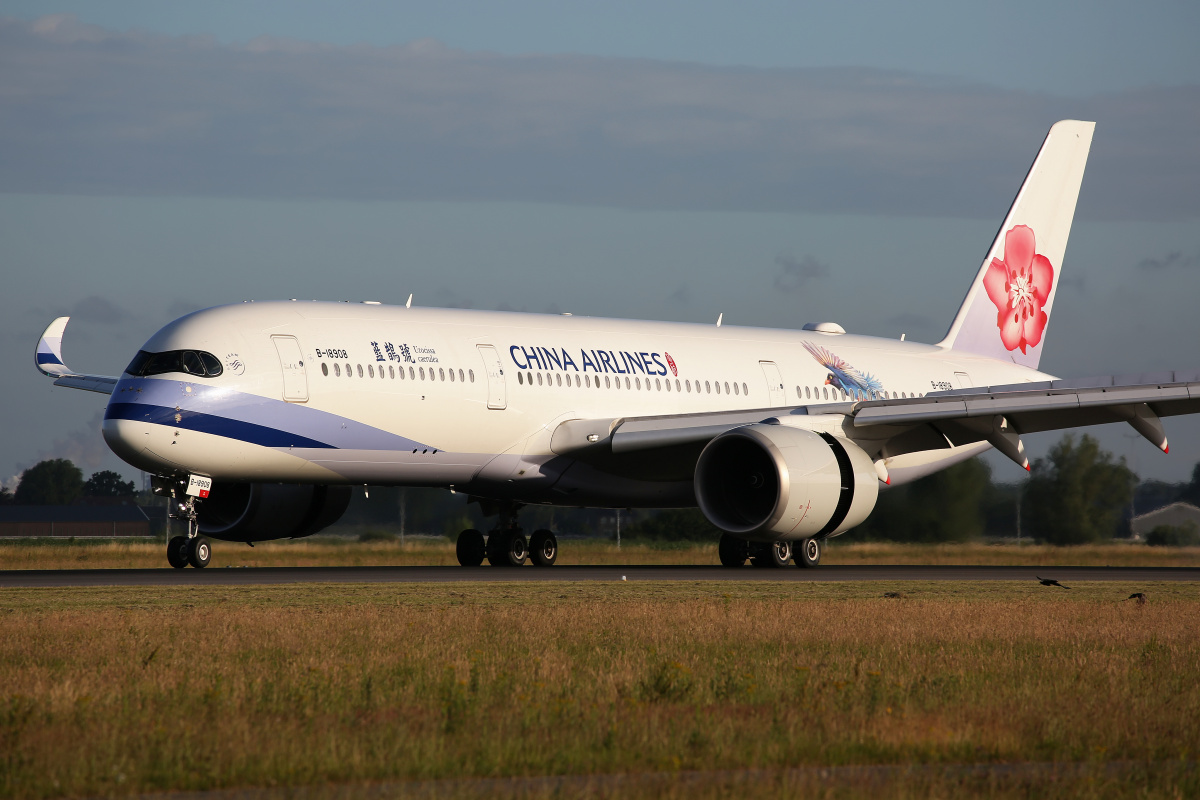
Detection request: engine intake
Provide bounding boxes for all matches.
[694,425,878,540]
[198,483,351,542]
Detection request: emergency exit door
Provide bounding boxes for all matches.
[477,344,507,409]
[760,361,786,407]
[272,335,309,403]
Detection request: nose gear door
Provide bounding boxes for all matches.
[759,360,785,407]
[477,344,506,409]
[272,335,309,402]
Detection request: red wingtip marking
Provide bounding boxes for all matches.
[885,478,891,485]
[1163,444,1170,454]
[1024,464,1031,472]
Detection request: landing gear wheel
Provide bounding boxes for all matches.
[456,529,486,566]
[166,535,189,569]
[765,541,793,568]
[718,533,748,567]
[187,537,211,569]
[750,541,792,568]
[529,529,558,567]
[795,537,821,568]
[487,531,527,567]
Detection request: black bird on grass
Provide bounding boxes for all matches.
[1125,592,1147,604]
[1036,576,1071,589]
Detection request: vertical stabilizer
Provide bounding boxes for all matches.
[938,120,1094,369]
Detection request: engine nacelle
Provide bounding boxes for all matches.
[197,483,352,543]
[694,424,878,541]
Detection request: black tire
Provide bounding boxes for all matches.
[795,537,821,568]
[529,529,557,567]
[456,529,485,566]
[718,533,747,567]
[166,535,189,569]
[487,531,527,567]
[187,537,212,569]
[759,541,792,568]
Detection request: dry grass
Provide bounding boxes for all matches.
[1,581,1197,799]
[2,537,1198,570]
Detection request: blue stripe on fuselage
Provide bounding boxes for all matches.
[104,402,336,449]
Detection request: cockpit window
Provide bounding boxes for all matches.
[125,349,224,378]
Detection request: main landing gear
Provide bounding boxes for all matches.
[455,503,558,567]
[718,533,822,568]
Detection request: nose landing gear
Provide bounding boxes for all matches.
[155,476,213,569]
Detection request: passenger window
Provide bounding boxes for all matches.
[368,365,374,378]
[321,363,329,376]
[733,382,739,396]
[705,381,711,393]
[440,368,445,381]
[459,369,464,382]
[604,376,610,388]
[334,363,341,377]
[449,368,455,382]
[742,382,748,396]
[420,367,426,380]
[389,365,395,379]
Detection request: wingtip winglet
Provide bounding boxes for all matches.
[35,316,72,377]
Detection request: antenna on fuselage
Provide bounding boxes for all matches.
[716,313,723,327]
[406,294,413,309]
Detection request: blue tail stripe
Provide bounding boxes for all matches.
[37,352,64,365]
[104,402,336,450]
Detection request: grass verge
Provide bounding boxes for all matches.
[1,581,1196,798]
[2,538,1198,570]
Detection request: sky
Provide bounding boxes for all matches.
[1,1,1199,488]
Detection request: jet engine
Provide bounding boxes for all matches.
[197,483,352,542]
[694,425,878,541]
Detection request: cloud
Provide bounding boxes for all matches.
[67,295,129,325]
[773,254,829,293]
[1059,274,1087,294]
[13,410,109,483]
[1136,250,1200,271]
[886,312,936,330]
[0,16,1198,219]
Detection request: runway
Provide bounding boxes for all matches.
[2,564,1198,588]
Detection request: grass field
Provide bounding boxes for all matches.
[2,537,1199,570]
[1,581,1197,798]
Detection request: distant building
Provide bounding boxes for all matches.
[1130,502,1200,540]
[0,505,152,538]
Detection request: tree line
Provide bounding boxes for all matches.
[0,459,136,505]
[6,433,1200,545]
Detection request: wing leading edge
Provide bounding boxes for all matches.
[34,317,117,395]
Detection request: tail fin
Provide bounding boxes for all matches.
[938,120,1094,369]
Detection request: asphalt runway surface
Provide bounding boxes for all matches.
[2,564,1198,588]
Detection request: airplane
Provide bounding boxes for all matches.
[33,120,1200,569]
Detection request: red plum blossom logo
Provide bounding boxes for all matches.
[984,225,1054,354]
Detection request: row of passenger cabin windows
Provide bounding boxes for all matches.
[798,385,922,401]
[320,362,475,384]
[126,349,223,378]
[518,371,750,396]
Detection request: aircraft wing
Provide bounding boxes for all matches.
[553,369,1200,471]
[34,317,118,395]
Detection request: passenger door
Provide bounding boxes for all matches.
[272,335,309,403]
[759,360,785,407]
[477,344,507,409]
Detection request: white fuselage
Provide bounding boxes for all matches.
[101,301,1050,507]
